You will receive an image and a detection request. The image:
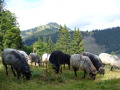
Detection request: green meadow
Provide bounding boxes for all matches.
[0,57,120,90]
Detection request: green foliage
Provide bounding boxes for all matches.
[47,36,54,53]
[93,27,120,54]
[33,38,47,56]
[43,36,47,44]
[70,28,85,55]
[21,45,33,54]
[111,51,115,55]
[56,25,71,54]
[0,0,23,52]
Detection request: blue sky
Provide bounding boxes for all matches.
[5,0,120,31]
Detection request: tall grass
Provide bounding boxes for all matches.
[0,58,120,90]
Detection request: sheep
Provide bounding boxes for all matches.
[99,53,120,71]
[28,53,42,66]
[1,48,32,79]
[18,50,29,62]
[70,54,97,80]
[49,50,71,73]
[83,52,105,75]
[42,53,50,66]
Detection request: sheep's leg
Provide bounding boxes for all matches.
[73,67,77,76]
[110,66,113,71]
[11,67,16,77]
[5,64,8,75]
[55,65,60,74]
[64,63,65,69]
[35,62,36,66]
[60,66,62,73]
[82,70,86,79]
[68,64,70,70]
[16,70,20,79]
[38,63,40,67]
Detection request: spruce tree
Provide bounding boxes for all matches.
[56,25,71,54]
[43,36,47,44]
[47,36,54,53]
[70,28,85,55]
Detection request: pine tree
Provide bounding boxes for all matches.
[70,28,85,55]
[43,36,47,44]
[47,36,54,53]
[56,25,71,54]
[56,25,63,50]
[111,51,115,55]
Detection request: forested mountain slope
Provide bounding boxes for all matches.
[21,23,120,54]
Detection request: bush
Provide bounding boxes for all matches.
[42,62,65,83]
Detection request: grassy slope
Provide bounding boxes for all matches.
[0,58,120,90]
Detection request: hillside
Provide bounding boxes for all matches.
[21,22,60,39]
[21,23,120,54]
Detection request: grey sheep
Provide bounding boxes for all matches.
[70,54,97,80]
[1,48,32,79]
[28,53,42,66]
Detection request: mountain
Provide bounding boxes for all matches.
[21,22,60,39]
[21,22,120,55]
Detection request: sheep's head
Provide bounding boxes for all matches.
[99,66,105,75]
[89,70,97,80]
[21,65,32,80]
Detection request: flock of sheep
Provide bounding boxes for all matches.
[1,48,120,80]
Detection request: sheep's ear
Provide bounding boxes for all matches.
[80,55,83,60]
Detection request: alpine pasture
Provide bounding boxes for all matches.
[0,56,120,90]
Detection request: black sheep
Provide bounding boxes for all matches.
[1,48,32,79]
[83,52,105,75]
[49,50,71,73]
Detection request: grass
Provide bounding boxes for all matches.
[0,58,120,90]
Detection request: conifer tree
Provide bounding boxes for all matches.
[70,28,85,54]
[43,36,47,44]
[56,25,71,54]
[47,36,54,53]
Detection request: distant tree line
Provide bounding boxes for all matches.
[93,27,120,54]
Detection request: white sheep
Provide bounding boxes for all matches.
[99,53,120,71]
[70,54,97,80]
[18,50,29,62]
[42,53,50,65]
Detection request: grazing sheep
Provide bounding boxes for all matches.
[49,50,71,73]
[99,53,120,71]
[18,50,29,62]
[1,48,32,79]
[42,53,50,65]
[28,53,42,66]
[83,52,105,75]
[70,54,97,80]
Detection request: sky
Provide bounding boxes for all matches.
[5,0,120,31]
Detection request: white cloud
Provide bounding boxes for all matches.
[5,0,120,31]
